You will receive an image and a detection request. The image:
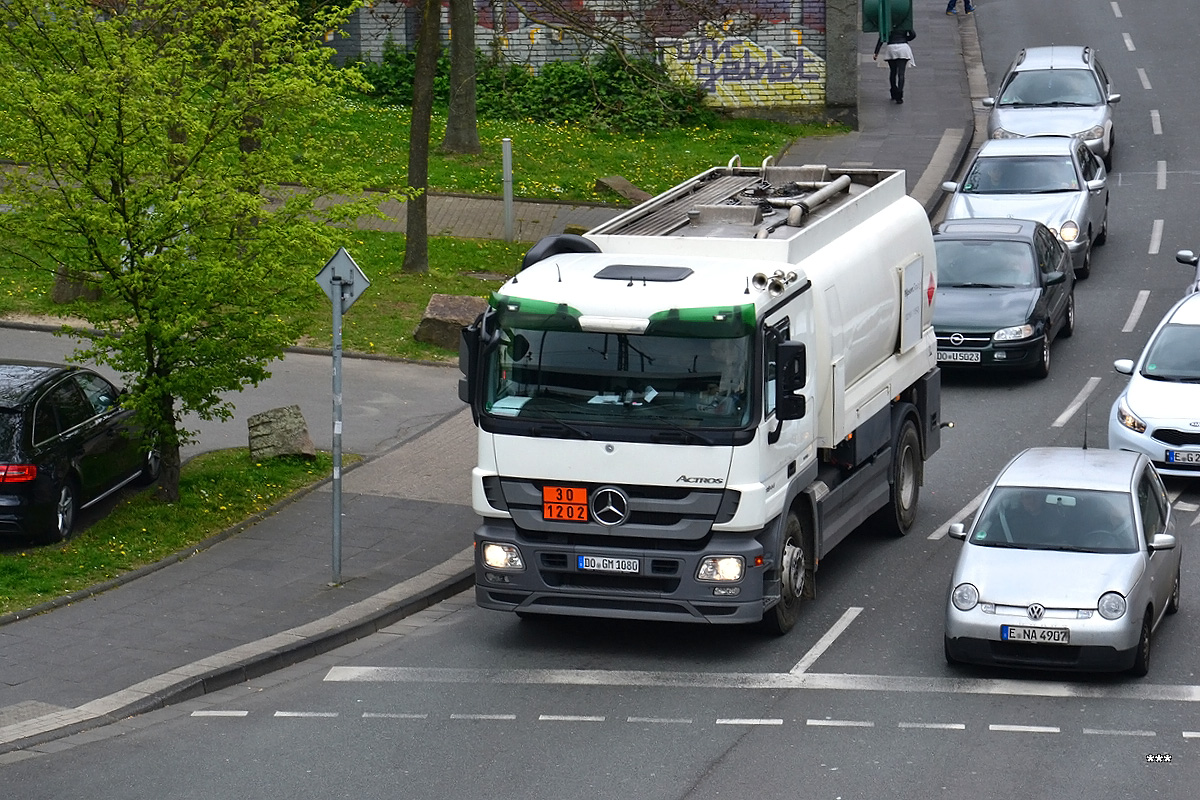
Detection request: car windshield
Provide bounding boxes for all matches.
[969,486,1138,553]
[963,156,1079,194]
[1140,323,1200,381]
[935,239,1036,287]
[999,69,1103,106]
[483,328,753,429]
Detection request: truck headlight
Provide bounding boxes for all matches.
[1116,396,1146,433]
[697,556,744,582]
[1098,592,1127,620]
[952,583,979,611]
[480,542,525,571]
[1059,221,1080,243]
[993,324,1034,342]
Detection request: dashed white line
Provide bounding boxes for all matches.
[1149,220,1163,255]
[363,712,427,719]
[1184,731,1200,738]
[899,721,965,730]
[1110,1,1122,17]
[808,719,874,728]
[991,724,1060,734]
[627,717,693,724]
[1157,160,1167,190]
[1083,728,1155,737]
[717,718,783,726]
[791,606,863,674]
[1138,67,1151,90]
[539,714,605,722]
[1123,290,1151,332]
[1122,33,1135,51]
[274,711,338,718]
[450,713,516,721]
[190,710,248,717]
[1150,110,1162,135]
[1051,377,1100,428]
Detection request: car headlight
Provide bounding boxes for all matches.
[993,324,1035,342]
[480,542,525,571]
[991,128,1021,140]
[1080,124,1106,140]
[952,583,979,611]
[1097,591,1127,620]
[1059,221,1080,243]
[1115,396,1147,433]
[697,556,744,582]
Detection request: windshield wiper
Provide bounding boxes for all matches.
[949,282,1012,289]
[643,413,714,445]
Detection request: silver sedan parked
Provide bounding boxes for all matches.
[941,136,1109,278]
[944,447,1181,676]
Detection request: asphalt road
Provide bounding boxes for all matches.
[4,1,1200,796]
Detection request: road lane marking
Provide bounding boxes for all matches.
[363,712,427,719]
[928,488,988,540]
[1083,728,1155,736]
[991,724,1059,733]
[1150,110,1162,136]
[717,718,782,726]
[1184,731,1200,738]
[1122,33,1135,51]
[899,722,965,730]
[628,717,693,724]
[539,714,605,722]
[808,719,873,728]
[1157,160,1166,190]
[1051,377,1100,428]
[791,607,862,674]
[1123,290,1151,332]
[274,711,338,717]
[1138,67,1151,90]
[191,710,248,717]
[450,713,516,720]
[1110,2,1122,18]
[324,666,1200,703]
[1149,221,1163,255]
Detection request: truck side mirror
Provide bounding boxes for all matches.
[775,341,807,421]
[458,321,481,405]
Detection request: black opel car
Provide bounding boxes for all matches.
[933,218,1076,379]
[0,360,159,543]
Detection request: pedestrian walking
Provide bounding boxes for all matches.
[874,27,916,104]
[946,1,974,14]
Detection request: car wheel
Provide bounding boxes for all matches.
[1095,206,1109,247]
[1075,245,1094,280]
[137,447,162,486]
[1030,332,1051,380]
[1168,566,1181,615]
[1061,291,1076,339]
[1130,611,1152,677]
[876,419,921,536]
[762,511,807,636]
[46,479,78,543]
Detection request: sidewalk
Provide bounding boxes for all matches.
[0,10,983,757]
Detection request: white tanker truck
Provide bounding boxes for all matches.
[458,159,943,634]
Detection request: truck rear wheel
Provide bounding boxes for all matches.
[877,419,921,537]
[762,511,806,635]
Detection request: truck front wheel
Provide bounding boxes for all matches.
[763,511,806,635]
[878,419,921,537]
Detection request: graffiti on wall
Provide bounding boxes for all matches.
[659,34,825,108]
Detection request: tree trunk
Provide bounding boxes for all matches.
[441,0,480,155]
[402,0,441,274]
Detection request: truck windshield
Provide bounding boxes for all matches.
[484,329,752,428]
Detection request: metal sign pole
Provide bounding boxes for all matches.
[331,277,344,585]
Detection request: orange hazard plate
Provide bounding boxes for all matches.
[543,486,588,522]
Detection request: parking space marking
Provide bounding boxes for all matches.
[790,607,862,674]
[1123,290,1151,332]
[991,724,1059,734]
[1051,377,1100,428]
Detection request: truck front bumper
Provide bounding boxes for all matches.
[474,520,771,624]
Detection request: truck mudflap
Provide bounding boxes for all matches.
[474,520,773,624]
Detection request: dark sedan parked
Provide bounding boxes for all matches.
[933,218,1075,379]
[0,360,159,542]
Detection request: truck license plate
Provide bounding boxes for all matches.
[937,350,980,363]
[1001,625,1069,644]
[578,555,640,574]
[1167,450,1200,465]
[543,486,588,522]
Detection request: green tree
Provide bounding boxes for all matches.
[401,0,442,274]
[0,0,393,502]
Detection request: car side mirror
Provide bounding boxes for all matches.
[1148,533,1176,552]
[1113,358,1134,375]
[1176,249,1198,267]
[1108,93,1121,104]
[1086,178,1106,192]
[948,522,967,541]
[982,97,995,108]
[1044,270,1065,286]
[941,181,959,193]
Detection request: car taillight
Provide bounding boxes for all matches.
[0,464,37,482]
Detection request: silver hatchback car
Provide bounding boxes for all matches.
[984,45,1120,170]
[941,136,1109,278]
[944,447,1181,676]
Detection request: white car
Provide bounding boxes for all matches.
[1109,292,1200,477]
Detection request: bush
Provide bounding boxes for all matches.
[359,45,715,133]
